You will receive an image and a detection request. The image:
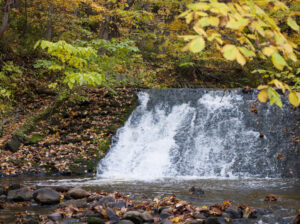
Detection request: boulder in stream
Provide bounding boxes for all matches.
[7,187,33,201]
[33,188,60,204]
[67,188,90,199]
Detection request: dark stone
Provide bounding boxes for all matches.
[108,201,126,209]
[67,188,90,199]
[33,188,60,204]
[97,196,115,205]
[225,207,242,219]
[123,211,144,224]
[48,212,63,221]
[7,188,33,201]
[107,207,120,221]
[88,194,102,202]
[55,186,70,192]
[5,135,23,152]
[206,217,227,224]
[87,217,105,224]
[22,219,39,224]
[190,220,205,224]
[231,219,250,224]
[256,208,268,216]
[118,220,135,224]
[0,187,4,195]
[160,211,171,219]
[193,213,206,219]
[0,195,6,201]
[188,186,204,195]
[9,184,21,190]
[60,199,88,208]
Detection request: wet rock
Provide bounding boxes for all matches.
[7,188,33,201]
[256,208,268,216]
[264,194,278,201]
[206,217,227,224]
[108,201,126,209]
[48,212,63,221]
[188,186,204,195]
[0,187,4,195]
[87,217,105,224]
[67,188,90,199]
[231,219,249,224]
[33,188,60,204]
[118,220,135,224]
[97,196,115,205]
[60,199,88,208]
[88,194,102,202]
[193,213,206,219]
[190,220,205,224]
[162,220,173,224]
[9,183,21,190]
[60,219,81,224]
[55,186,70,193]
[225,207,242,219]
[107,207,120,221]
[140,212,154,222]
[0,195,7,201]
[123,211,144,224]
[45,221,55,224]
[159,211,171,220]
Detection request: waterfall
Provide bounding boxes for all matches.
[97,89,300,180]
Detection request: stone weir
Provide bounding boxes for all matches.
[98,89,300,179]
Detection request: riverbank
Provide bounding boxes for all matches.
[1,183,299,224]
[0,87,139,177]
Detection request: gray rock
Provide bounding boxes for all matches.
[225,207,242,219]
[206,217,227,224]
[67,188,90,199]
[108,201,126,209]
[88,194,102,202]
[9,184,21,190]
[190,220,205,224]
[160,211,171,219]
[118,220,135,224]
[123,211,153,224]
[48,212,63,221]
[87,217,105,224]
[33,188,60,204]
[55,186,70,192]
[97,196,115,205]
[123,211,144,224]
[7,188,33,201]
[0,187,4,195]
[0,195,7,201]
[107,207,120,221]
[193,213,206,219]
[256,208,268,216]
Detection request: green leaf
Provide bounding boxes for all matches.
[268,87,282,108]
[287,17,299,32]
[239,47,255,58]
[271,52,287,71]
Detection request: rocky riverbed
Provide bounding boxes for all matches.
[0,184,299,224]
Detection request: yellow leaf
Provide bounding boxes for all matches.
[189,37,205,53]
[171,217,184,223]
[289,91,300,107]
[271,52,287,71]
[236,50,246,66]
[222,44,238,61]
[257,85,268,90]
[258,89,268,103]
[262,47,275,57]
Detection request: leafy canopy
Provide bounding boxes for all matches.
[180,0,300,107]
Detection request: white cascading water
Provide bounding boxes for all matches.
[97,90,298,180]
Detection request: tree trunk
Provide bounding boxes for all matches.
[46,3,54,40]
[0,0,11,39]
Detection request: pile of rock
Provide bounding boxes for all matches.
[0,185,299,224]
